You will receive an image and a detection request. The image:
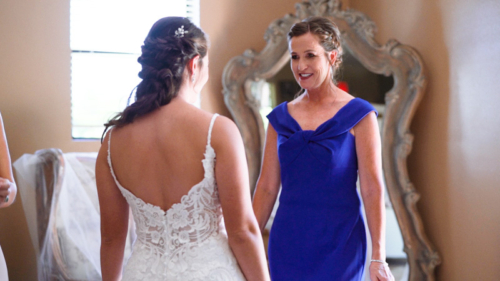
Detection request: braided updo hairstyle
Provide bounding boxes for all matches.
[288,16,343,83]
[103,17,207,136]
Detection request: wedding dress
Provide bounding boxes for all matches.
[107,114,246,281]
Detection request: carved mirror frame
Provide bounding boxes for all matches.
[222,0,440,280]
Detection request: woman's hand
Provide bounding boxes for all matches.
[0,177,13,202]
[0,112,15,208]
[369,262,395,281]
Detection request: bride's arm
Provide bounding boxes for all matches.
[96,132,129,281]
[212,116,271,281]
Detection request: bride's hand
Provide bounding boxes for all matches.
[369,261,395,281]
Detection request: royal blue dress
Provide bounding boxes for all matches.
[266,98,377,281]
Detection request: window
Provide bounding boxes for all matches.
[70,0,200,139]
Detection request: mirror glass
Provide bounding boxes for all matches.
[256,46,410,280]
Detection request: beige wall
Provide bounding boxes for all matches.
[1,0,499,280]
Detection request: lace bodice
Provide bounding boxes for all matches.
[107,114,245,281]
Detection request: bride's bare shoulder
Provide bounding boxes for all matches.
[210,115,243,151]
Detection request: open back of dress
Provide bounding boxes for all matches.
[107,114,245,281]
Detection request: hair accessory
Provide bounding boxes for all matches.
[174,25,188,38]
[4,195,8,203]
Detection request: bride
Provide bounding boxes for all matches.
[96,17,270,281]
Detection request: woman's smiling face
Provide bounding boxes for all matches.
[289,32,336,91]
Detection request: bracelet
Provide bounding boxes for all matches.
[370,259,388,265]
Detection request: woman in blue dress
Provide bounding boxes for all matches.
[252,17,394,281]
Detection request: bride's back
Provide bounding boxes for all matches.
[108,100,213,212]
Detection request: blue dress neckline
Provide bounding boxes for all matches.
[284,98,359,133]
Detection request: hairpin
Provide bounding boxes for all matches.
[174,25,188,38]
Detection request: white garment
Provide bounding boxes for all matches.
[107,114,245,281]
[0,245,8,281]
[14,151,132,280]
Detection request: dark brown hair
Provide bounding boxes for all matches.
[288,16,343,82]
[102,17,208,140]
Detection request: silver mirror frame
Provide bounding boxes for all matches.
[222,0,440,280]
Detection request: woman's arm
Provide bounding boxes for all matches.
[354,112,393,281]
[0,112,16,208]
[252,123,281,231]
[212,116,270,281]
[96,132,129,281]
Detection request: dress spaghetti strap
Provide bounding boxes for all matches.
[206,113,219,147]
[106,128,122,187]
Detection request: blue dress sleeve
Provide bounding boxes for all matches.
[266,102,289,134]
[334,98,378,134]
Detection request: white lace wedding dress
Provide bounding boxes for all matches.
[107,114,246,281]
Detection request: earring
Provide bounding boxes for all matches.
[192,76,195,83]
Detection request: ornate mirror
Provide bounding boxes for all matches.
[222,0,440,280]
